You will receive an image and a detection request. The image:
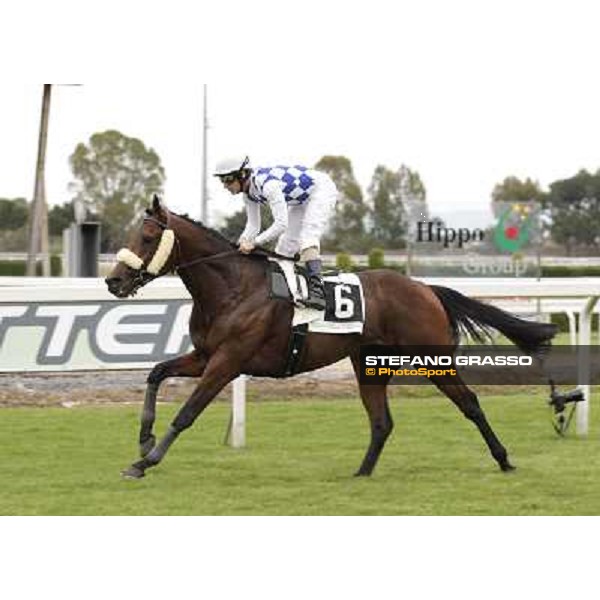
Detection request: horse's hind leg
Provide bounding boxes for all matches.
[430,373,515,472]
[350,355,394,477]
[139,351,207,458]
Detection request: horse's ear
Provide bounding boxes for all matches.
[151,193,169,221]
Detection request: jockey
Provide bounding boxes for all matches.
[214,155,338,311]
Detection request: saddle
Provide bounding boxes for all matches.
[268,260,366,377]
[268,260,365,331]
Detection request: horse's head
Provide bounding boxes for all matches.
[106,195,177,298]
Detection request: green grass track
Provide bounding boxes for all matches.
[1,391,599,515]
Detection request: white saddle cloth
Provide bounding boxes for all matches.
[272,259,365,335]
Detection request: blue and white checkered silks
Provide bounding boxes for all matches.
[248,166,316,206]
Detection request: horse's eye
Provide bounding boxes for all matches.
[142,236,153,245]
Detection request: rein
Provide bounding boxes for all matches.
[116,210,298,298]
[176,247,299,271]
[175,250,241,271]
[142,215,298,274]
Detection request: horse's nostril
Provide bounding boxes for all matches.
[105,277,121,289]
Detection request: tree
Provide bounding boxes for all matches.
[368,164,425,249]
[315,155,369,251]
[546,169,600,254]
[69,130,165,251]
[368,166,404,248]
[491,176,545,204]
[217,208,273,243]
[398,164,427,204]
[0,198,29,251]
[48,203,74,237]
[0,198,29,231]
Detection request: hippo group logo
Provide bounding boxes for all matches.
[493,203,536,253]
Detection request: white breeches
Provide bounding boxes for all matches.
[275,176,337,257]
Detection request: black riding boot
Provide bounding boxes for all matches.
[304,259,326,311]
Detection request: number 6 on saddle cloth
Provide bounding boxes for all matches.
[269,259,365,330]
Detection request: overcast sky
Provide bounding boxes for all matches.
[3,3,600,232]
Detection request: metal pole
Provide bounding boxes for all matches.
[26,84,52,277]
[201,84,209,225]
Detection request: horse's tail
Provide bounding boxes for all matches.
[430,285,558,355]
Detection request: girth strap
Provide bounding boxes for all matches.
[281,323,309,378]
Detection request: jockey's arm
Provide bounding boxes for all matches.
[254,181,288,246]
[239,198,261,244]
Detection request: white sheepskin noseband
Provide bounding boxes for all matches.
[117,229,175,275]
[116,249,143,271]
[146,229,175,275]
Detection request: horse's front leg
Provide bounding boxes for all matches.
[122,352,238,479]
[139,351,207,458]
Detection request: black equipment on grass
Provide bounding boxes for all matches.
[548,379,585,436]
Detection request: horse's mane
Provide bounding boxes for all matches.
[171,211,236,249]
[169,210,270,264]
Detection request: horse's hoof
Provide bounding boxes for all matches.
[501,462,516,473]
[140,435,156,458]
[121,465,146,480]
[354,471,372,478]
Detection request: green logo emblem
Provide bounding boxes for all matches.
[493,203,535,253]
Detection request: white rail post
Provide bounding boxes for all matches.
[229,376,247,448]
[576,296,599,436]
[567,311,577,347]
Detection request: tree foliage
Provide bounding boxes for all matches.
[0,198,29,251]
[368,166,404,248]
[48,203,74,237]
[217,208,273,243]
[492,176,545,204]
[0,198,29,231]
[368,164,426,249]
[69,130,165,251]
[546,169,600,253]
[491,171,600,253]
[315,155,369,252]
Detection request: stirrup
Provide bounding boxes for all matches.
[303,276,326,310]
[302,295,326,311]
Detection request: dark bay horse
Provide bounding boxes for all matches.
[106,196,557,479]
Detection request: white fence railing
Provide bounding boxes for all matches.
[1,277,598,438]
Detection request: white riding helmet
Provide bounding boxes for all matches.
[213,155,252,177]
